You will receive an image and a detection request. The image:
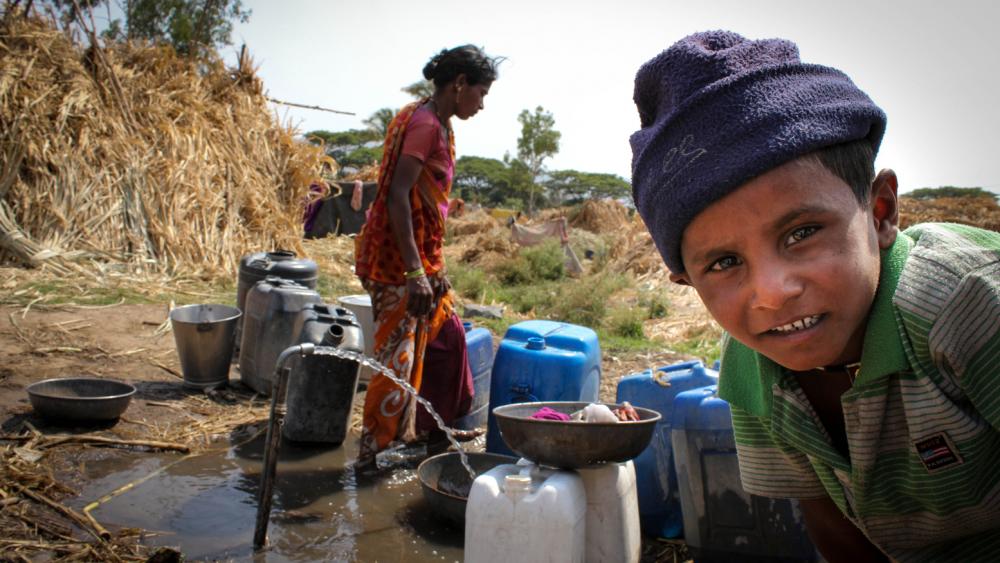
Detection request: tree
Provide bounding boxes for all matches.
[41,0,251,59]
[454,156,511,203]
[306,129,382,175]
[402,80,434,100]
[363,108,396,138]
[306,129,380,148]
[516,106,561,215]
[906,186,997,201]
[544,170,631,205]
[338,146,382,170]
[125,0,250,58]
[504,153,537,209]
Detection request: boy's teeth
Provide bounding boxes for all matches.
[772,315,820,333]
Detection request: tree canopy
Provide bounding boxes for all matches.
[363,108,395,138]
[906,186,997,201]
[39,0,250,58]
[544,170,631,204]
[516,106,561,214]
[402,80,434,100]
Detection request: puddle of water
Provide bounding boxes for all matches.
[70,431,465,562]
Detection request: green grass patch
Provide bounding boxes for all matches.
[672,326,722,365]
[448,262,487,301]
[605,306,645,339]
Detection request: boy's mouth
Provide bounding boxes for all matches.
[767,314,823,334]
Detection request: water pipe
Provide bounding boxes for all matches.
[253,342,316,550]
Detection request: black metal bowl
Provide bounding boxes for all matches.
[26,377,136,422]
[492,401,661,469]
[417,451,519,527]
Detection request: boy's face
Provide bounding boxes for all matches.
[671,157,899,371]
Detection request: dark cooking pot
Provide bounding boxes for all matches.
[492,401,660,469]
[417,451,519,527]
[26,377,136,422]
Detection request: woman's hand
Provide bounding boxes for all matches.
[406,275,433,318]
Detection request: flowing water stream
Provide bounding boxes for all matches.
[310,346,476,481]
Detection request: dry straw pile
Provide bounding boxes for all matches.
[0,13,331,280]
[899,195,1000,232]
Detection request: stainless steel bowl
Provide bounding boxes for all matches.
[417,451,519,527]
[26,377,136,422]
[492,401,661,469]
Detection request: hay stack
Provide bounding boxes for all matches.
[569,199,631,234]
[899,196,1000,232]
[447,207,502,237]
[0,14,332,277]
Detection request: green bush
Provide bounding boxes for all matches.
[546,272,628,328]
[522,241,565,281]
[489,240,565,286]
[606,306,645,339]
[448,262,486,300]
[639,292,671,319]
[492,255,533,285]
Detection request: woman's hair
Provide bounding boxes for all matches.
[422,45,501,88]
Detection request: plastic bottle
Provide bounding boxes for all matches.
[465,462,586,563]
[577,461,641,563]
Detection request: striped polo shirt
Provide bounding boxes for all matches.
[718,223,1000,563]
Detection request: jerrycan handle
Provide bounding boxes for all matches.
[654,360,704,386]
[510,383,539,403]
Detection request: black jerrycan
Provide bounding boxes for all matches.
[282,304,365,445]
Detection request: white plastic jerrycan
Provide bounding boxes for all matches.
[465,462,586,563]
[577,460,641,563]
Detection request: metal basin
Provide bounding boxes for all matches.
[26,377,136,422]
[492,401,661,469]
[417,451,519,527]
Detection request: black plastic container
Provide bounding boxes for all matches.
[234,251,319,358]
[238,277,323,395]
[282,304,365,444]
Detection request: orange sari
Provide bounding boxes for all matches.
[354,101,457,463]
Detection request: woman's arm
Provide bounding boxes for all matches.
[799,496,888,563]
[386,154,433,317]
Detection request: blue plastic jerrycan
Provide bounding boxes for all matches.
[615,360,718,538]
[452,321,494,430]
[671,385,818,562]
[486,320,601,456]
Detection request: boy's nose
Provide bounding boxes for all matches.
[749,265,804,310]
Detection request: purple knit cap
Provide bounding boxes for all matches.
[630,31,886,273]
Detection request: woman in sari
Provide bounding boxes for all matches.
[354,45,500,468]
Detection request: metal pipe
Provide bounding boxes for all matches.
[253,343,316,550]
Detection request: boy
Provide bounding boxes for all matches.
[630,31,1000,563]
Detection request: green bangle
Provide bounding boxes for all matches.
[404,267,426,279]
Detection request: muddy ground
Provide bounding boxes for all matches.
[0,302,694,561]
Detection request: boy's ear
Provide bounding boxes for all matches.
[871,169,899,250]
[669,272,691,286]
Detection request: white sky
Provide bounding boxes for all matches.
[225,0,1000,194]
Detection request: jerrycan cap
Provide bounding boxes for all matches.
[526,337,546,350]
[504,474,532,493]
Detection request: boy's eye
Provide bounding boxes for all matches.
[708,255,742,272]
[786,225,819,245]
